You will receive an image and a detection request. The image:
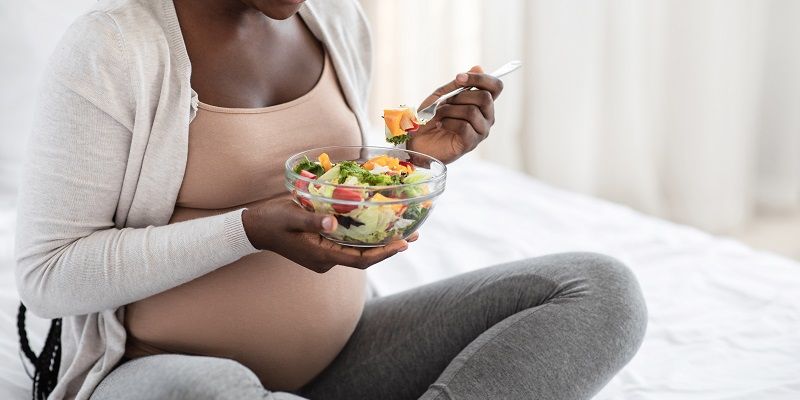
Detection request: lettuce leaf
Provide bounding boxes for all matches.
[337,161,401,186]
[293,156,325,176]
[317,164,341,183]
[337,205,398,243]
[386,134,409,145]
[403,170,430,184]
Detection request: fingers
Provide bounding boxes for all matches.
[429,78,466,103]
[406,231,420,242]
[295,233,414,273]
[438,119,480,151]
[445,90,495,124]
[431,65,490,97]
[434,104,490,136]
[420,65,502,110]
[456,66,504,99]
[356,240,409,267]
[283,204,338,233]
[324,239,409,270]
[269,196,417,274]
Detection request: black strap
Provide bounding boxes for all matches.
[17,303,62,400]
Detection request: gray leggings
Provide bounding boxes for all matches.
[92,253,647,400]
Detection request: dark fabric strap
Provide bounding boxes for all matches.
[17,303,62,400]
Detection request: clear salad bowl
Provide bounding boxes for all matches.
[285,146,446,247]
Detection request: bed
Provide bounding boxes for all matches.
[1,158,798,399]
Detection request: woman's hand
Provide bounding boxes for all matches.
[407,66,504,164]
[241,196,414,273]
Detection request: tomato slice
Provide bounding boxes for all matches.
[294,170,317,191]
[298,196,315,211]
[398,161,415,172]
[332,187,363,214]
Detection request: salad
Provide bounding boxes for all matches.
[383,106,426,145]
[291,152,435,246]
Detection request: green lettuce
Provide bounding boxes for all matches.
[293,156,325,176]
[337,161,402,186]
[336,205,397,243]
[386,134,409,145]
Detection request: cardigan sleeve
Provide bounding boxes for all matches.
[14,12,257,319]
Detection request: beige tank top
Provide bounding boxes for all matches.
[124,53,367,390]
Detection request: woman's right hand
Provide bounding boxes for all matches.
[241,196,414,273]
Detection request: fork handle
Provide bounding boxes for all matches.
[436,60,523,104]
[435,87,468,104]
[489,60,523,79]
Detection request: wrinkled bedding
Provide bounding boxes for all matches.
[1,159,798,399]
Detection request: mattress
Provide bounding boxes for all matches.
[1,159,798,399]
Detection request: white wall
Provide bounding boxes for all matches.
[0,1,96,201]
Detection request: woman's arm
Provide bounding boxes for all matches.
[15,76,258,319]
[14,12,259,318]
[15,11,407,319]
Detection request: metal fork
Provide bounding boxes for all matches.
[417,60,523,123]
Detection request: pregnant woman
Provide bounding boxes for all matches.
[15,0,647,399]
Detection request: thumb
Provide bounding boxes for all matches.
[420,65,485,109]
[285,206,338,233]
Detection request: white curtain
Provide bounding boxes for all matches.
[361,0,800,234]
[2,1,798,233]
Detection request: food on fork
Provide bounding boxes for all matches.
[383,106,425,145]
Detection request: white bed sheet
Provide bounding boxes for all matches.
[1,159,798,399]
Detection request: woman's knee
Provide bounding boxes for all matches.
[98,355,270,400]
[177,357,264,398]
[158,356,307,400]
[519,252,648,355]
[569,252,648,354]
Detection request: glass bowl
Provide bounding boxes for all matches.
[285,146,446,247]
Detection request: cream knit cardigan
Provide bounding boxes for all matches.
[14,0,372,398]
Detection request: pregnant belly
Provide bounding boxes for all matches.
[124,250,367,391]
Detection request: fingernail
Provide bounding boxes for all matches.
[398,242,409,252]
[456,73,468,84]
[322,217,335,231]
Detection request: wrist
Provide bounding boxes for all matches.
[405,139,433,167]
[241,208,266,250]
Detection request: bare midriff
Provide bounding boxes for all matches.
[124,53,366,391]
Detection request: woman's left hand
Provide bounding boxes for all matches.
[407,66,504,164]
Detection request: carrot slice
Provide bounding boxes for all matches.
[318,152,332,172]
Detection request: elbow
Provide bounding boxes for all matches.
[16,275,63,319]
[15,257,72,319]
[17,292,59,320]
